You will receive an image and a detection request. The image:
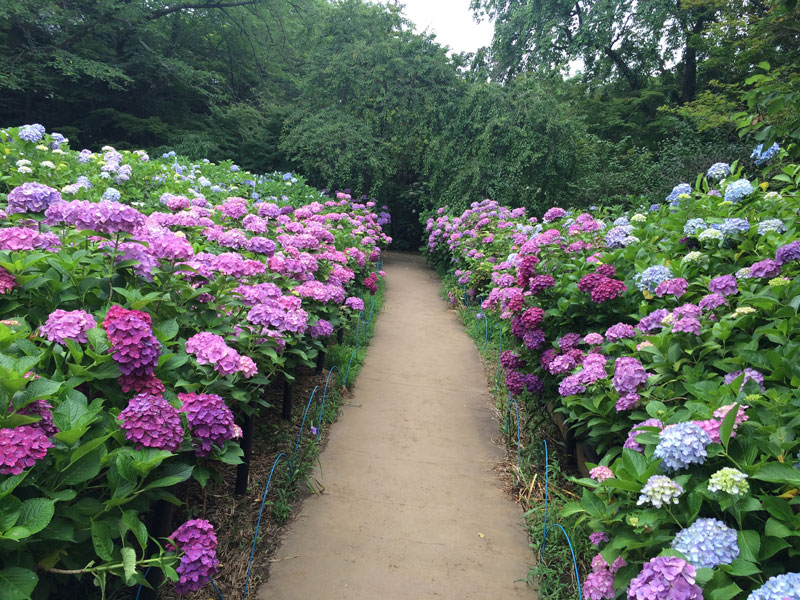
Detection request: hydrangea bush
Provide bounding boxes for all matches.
[0,125,390,597]
[425,148,800,598]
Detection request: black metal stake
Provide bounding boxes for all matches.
[140,500,174,600]
[337,328,344,344]
[282,378,292,421]
[234,412,256,496]
[315,351,326,374]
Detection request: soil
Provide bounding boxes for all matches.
[257,253,535,599]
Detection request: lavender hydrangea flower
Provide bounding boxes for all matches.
[14,399,59,437]
[724,179,754,203]
[706,162,731,179]
[6,182,63,214]
[18,123,46,142]
[0,425,53,474]
[666,183,692,204]
[624,419,663,452]
[655,278,688,298]
[612,357,649,393]
[709,274,738,296]
[589,532,609,546]
[39,309,96,344]
[637,475,683,508]
[634,265,673,292]
[589,466,615,482]
[724,368,765,392]
[118,393,184,452]
[605,225,633,248]
[672,518,739,568]
[606,323,636,342]
[585,553,626,600]
[655,422,710,471]
[627,556,702,600]
[748,573,800,600]
[750,259,781,278]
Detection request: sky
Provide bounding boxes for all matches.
[390,0,495,54]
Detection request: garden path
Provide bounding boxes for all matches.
[258,252,534,599]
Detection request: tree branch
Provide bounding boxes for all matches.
[148,1,263,20]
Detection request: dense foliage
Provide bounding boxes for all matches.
[426,146,800,599]
[0,124,389,598]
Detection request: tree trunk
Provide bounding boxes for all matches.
[602,46,640,90]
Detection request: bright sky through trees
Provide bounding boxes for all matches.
[387,0,494,54]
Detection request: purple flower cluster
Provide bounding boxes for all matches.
[589,466,615,482]
[185,332,256,378]
[310,318,334,339]
[542,207,566,222]
[749,259,781,279]
[39,309,97,344]
[344,296,365,311]
[0,267,17,294]
[0,227,61,251]
[776,240,800,265]
[589,532,609,547]
[45,200,146,234]
[117,393,184,452]
[655,278,688,298]
[0,425,53,474]
[500,351,525,370]
[178,393,240,456]
[103,305,161,386]
[612,357,649,394]
[724,369,765,392]
[638,309,669,334]
[709,274,738,295]
[605,323,636,342]
[168,519,220,595]
[6,182,63,214]
[14,400,59,437]
[585,553,626,600]
[627,556,702,600]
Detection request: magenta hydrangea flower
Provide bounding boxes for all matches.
[13,399,59,437]
[168,519,219,595]
[585,553,626,600]
[178,393,239,456]
[45,199,145,234]
[102,305,161,380]
[0,425,53,474]
[185,332,247,376]
[117,393,184,452]
[627,556,702,599]
[724,369,765,392]
[584,333,604,345]
[591,277,627,303]
[0,267,17,294]
[39,309,97,344]
[673,317,701,335]
[606,323,636,342]
[0,227,61,251]
[589,532,609,547]
[7,182,63,214]
[655,278,688,298]
[543,207,566,222]
[344,296,365,311]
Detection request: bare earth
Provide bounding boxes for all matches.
[258,252,534,599]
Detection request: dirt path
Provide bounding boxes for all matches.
[258,253,534,599]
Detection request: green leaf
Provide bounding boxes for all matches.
[725,558,759,576]
[0,496,22,532]
[121,511,149,552]
[709,582,742,600]
[760,536,790,560]
[737,530,760,563]
[145,462,194,490]
[765,517,794,538]
[121,547,137,584]
[753,462,800,487]
[0,567,38,600]
[694,567,714,585]
[719,402,738,451]
[16,499,55,537]
[91,520,114,561]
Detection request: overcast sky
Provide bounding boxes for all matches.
[390,0,495,54]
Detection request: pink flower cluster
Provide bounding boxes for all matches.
[178,393,240,456]
[117,393,184,452]
[103,305,162,391]
[185,332,257,377]
[0,425,53,475]
[0,267,17,294]
[168,519,220,595]
[39,309,97,344]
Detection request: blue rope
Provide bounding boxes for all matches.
[481,313,489,351]
[538,440,549,554]
[243,453,286,599]
[210,577,226,600]
[542,524,583,599]
[134,567,151,599]
[289,387,319,477]
[315,366,339,439]
[343,312,362,385]
[512,397,521,481]
[368,294,375,322]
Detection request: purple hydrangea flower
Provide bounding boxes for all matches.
[616,392,641,411]
[606,323,636,342]
[627,556,702,600]
[672,518,739,568]
[39,309,96,344]
[558,374,586,397]
[585,553,626,600]
[344,296,365,311]
[584,333,604,345]
[673,317,701,335]
[118,393,184,452]
[18,123,46,142]
[310,318,334,339]
[655,278,688,298]
[0,425,53,474]
[103,305,161,379]
[698,293,727,312]
[749,259,781,278]
[638,309,669,334]
[776,241,800,266]
[589,532,609,547]
[168,519,220,595]
[709,274,738,296]
[612,357,649,393]
[724,369,765,392]
[655,422,710,471]
[14,399,59,437]
[178,393,239,456]
[635,265,673,293]
[6,182,63,214]
[624,419,663,452]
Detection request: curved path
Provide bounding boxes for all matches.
[259,253,533,599]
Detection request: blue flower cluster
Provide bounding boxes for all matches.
[654,422,710,471]
[720,218,750,236]
[751,143,780,166]
[634,265,673,292]
[102,187,121,202]
[613,216,630,226]
[683,218,707,236]
[724,179,754,203]
[757,219,786,235]
[666,183,692,205]
[706,162,731,180]
[747,572,800,600]
[17,123,45,143]
[605,225,633,249]
[649,203,661,212]
[672,518,739,568]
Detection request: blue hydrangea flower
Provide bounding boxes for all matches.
[747,572,800,600]
[649,203,661,212]
[654,422,710,471]
[230,164,240,172]
[724,179,754,203]
[672,518,739,568]
[707,162,731,180]
[757,219,786,235]
[634,265,673,292]
[666,183,692,203]
[283,172,293,181]
[162,151,176,158]
[49,132,68,150]
[721,218,750,236]
[102,187,121,202]
[613,216,630,226]
[683,218,707,236]
[751,143,780,166]
[18,123,46,142]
